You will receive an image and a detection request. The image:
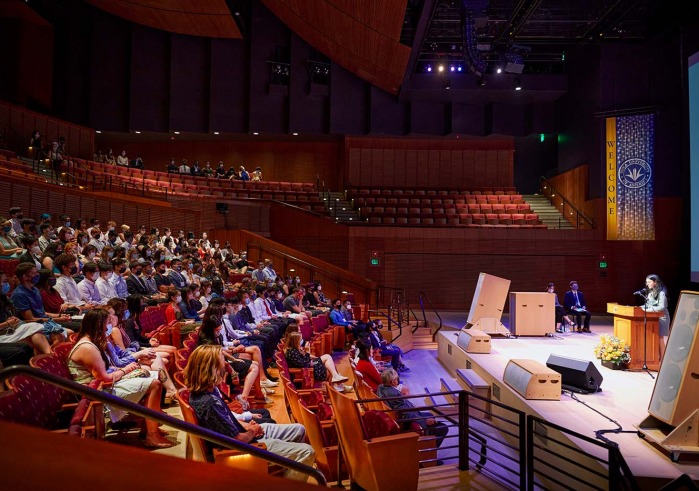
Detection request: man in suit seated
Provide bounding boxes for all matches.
[563,280,592,333]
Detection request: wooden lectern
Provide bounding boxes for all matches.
[607,303,664,370]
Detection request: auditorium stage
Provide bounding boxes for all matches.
[430,312,699,487]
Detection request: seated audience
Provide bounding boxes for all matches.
[354,338,383,390]
[77,262,106,305]
[284,332,348,384]
[376,368,448,448]
[364,320,409,372]
[0,217,23,257]
[67,308,173,448]
[184,344,314,480]
[0,271,51,354]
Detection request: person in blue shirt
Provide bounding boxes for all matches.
[328,298,365,338]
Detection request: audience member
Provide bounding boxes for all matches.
[284,332,347,384]
[0,271,51,354]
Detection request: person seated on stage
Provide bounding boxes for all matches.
[364,320,409,372]
[547,283,574,333]
[184,344,315,481]
[641,274,670,363]
[354,338,383,390]
[284,331,348,384]
[563,280,592,333]
[376,368,448,448]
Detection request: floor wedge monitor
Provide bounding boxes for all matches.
[503,359,561,400]
[546,354,603,394]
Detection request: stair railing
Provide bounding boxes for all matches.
[539,176,594,229]
[417,290,442,340]
[0,365,327,485]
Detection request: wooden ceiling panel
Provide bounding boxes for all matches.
[262,0,411,94]
[85,0,241,38]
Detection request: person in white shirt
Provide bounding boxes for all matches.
[262,259,277,284]
[178,160,190,174]
[88,229,104,253]
[77,262,106,305]
[95,261,118,301]
[53,253,92,310]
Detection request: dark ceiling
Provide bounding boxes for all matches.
[410,0,689,76]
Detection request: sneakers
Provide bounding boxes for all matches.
[261,379,279,388]
[261,386,276,395]
[263,395,274,404]
[331,374,349,383]
[397,364,411,372]
[236,395,250,411]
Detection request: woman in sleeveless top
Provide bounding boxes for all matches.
[67,308,173,448]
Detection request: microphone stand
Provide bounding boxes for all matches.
[636,291,655,379]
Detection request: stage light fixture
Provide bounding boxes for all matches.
[514,78,522,91]
[450,65,455,72]
[457,65,462,72]
[496,67,502,74]
[438,64,444,72]
[426,64,432,72]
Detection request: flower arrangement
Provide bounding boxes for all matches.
[594,334,631,366]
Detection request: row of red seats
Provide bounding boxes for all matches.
[360,203,533,215]
[366,213,545,227]
[353,194,525,206]
[77,158,315,192]
[347,187,517,197]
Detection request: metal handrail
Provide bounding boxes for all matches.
[539,176,594,229]
[417,290,442,340]
[0,365,326,486]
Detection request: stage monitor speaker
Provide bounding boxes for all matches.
[456,329,491,353]
[503,359,561,400]
[546,354,603,393]
[648,291,699,426]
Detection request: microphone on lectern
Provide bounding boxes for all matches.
[633,288,648,296]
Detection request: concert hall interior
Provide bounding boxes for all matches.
[1,0,699,490]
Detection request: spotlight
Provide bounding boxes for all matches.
[496,67,502,74]
[514,78,522,91]
[426,64,432,73]
[450,65,455,72]
[457,65,462,72]
[438,64,444,72]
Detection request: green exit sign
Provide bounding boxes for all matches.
[599,261,608,269]
[370,258,380,266]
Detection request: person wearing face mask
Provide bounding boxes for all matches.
[95,261,118,301]
[125,260,149,297]
[10,263,73,341]
[17,235,43,269]
[165,289,191,325]
[88,229,104,253]
[109,258,129,299]
[178,287,202,322]
[251,260,266,283]
[329,298,363,340]
[0,217,23,258]
[0,271,52,356]
[167,258,188,289]
[80,244,98,265]
[8,207,24,238]
[68,309,173,448]
[198,279,213,311]
[53,253,93,311]
[38,223,57,252]
[153,259,174,294]
[77,262,107,306]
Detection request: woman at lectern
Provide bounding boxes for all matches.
[641,274,670,363]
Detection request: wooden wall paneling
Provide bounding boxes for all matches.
[484,149,497,186]
[394,148,406,188]
[45,119,59,144]
[0,104,9,132]
[80,197,96,222]
[451,150,463,187]
[10,108,24,143]
[404,149,418,188]
[425,149,438,188]
[415,149,428,188]
[11,183,31,213]
[95,198,111,225]
[30,188,48,218]
[348,148,361,186]
[359,148,372,187]
[371,149,384,186]
[0,182,11,214]
[462,149,475,185]
[68,126,81,158]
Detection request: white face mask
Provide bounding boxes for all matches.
[106,272,113,280]
[31,246,41,255]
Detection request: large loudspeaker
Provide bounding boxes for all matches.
[503,359,561,400]
[648,291,699,426]
[546,354,603,394]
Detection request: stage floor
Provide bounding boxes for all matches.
[422,311,699,485]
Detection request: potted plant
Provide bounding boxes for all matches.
[594,334,630,370]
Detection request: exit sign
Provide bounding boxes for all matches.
[370,258,380,266]
[599,261,608,269]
